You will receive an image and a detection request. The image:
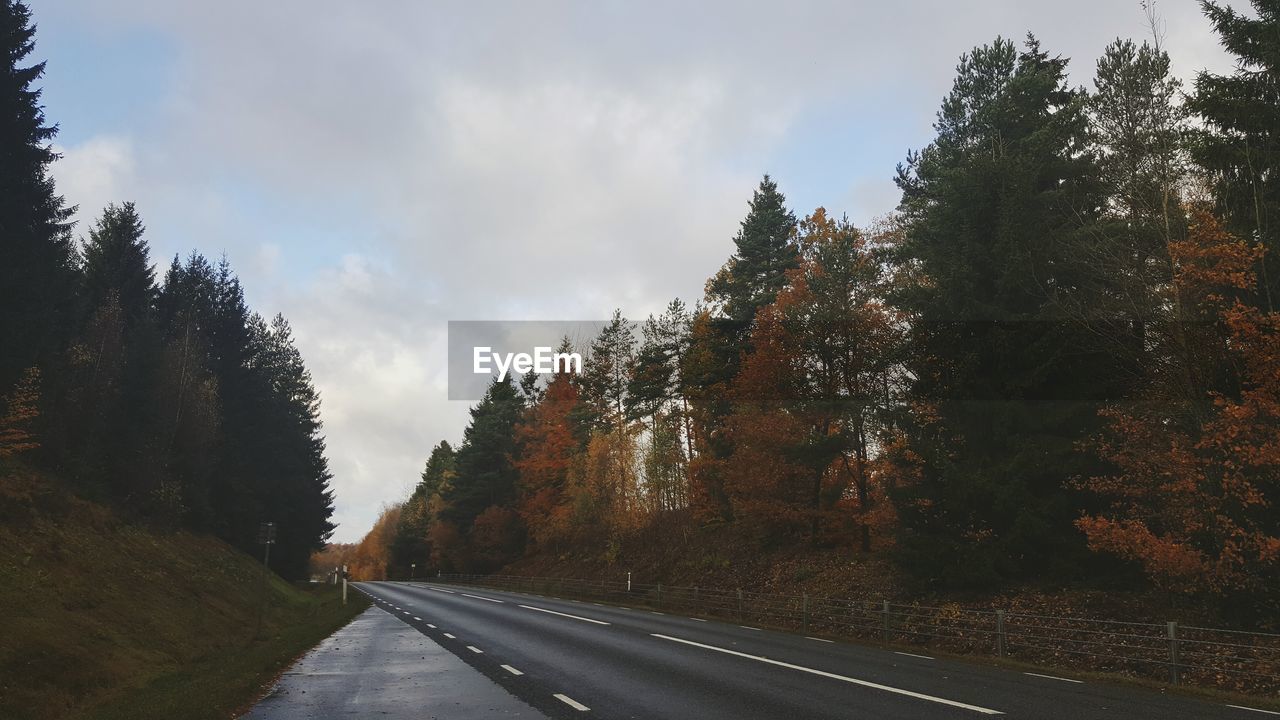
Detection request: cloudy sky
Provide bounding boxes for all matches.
[34,1,1236,541]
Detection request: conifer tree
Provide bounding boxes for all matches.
[0,0,75,390]
[440,376,524,533]
[1189,0,1280,311]
[81,202,157,330]
[890,37,1115,586]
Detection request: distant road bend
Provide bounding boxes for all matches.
[350,581,1273,720]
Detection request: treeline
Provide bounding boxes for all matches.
[0,1,333,580]
[355,1,1280,610]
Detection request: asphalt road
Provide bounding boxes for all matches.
[349,580,1276,720]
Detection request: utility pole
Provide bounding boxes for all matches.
[254,521,276,640]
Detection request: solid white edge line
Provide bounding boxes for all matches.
[554,693,590,711]
[1226,704,1280,716]
[518,604,611,625]
[651,633,1002,715]
[443,633,456,639]
[467,645,484,654]
[895,651,935,660]
[806,636,834,643]
[502,664,524,676]
[462,592,504,603]
[1023,672,1083,684]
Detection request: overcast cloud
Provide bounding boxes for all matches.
[34,1,1236,540]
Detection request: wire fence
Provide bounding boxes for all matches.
[432,573,1280,696]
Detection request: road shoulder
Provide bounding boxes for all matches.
[240,606,545,719]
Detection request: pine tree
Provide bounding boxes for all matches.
[245,314,336,580]
[440,376,524,533]
[1189,0,1280,311]
[889,36,1115,587]
[391,440,455,574]
[688,178,799,522]
[1085,37,1189,380]
[628,299,692,511]
[0,0,75,390]
[81,202,157,330]
[707,175,799,327]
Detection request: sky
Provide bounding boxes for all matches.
[32,1,1238,542]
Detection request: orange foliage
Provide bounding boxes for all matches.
[0,367,41,458]
[514,373,579,550]
[348,504,402,580]
[723,305,814,533]
[1078,208,1280,592]
[429,520,465,572]
[470,505,524,571]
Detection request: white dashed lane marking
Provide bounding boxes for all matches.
[554,694,590,711]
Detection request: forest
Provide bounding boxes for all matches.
[0,0,335,581]
[349,0,1280,618]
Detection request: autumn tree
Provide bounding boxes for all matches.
[1077,207,1280,600]
[515,370,581,551]
[0,367,40,457]
[723,209,901,547]
[580,311,640,526]
[350,504,403,581]
[687,177,799,522]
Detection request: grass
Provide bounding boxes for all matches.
[0,467,368,720]
[85,584,365,720]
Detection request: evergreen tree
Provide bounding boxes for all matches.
[890,37,1115,587]
[81,202,157,330]
[440,376,524,532]
[1085,38,1189,381]
[581,309,634,432]
[0,0,75,390]
[688,178,798,522]
[707,175,799,327]
[392,440,455,574]
[1189,0,1280,311]
[244,314,336,580]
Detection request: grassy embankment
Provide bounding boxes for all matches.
[0,463,367,720]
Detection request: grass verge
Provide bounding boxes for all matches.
[0,465,368,720]
[85,585,366,720]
